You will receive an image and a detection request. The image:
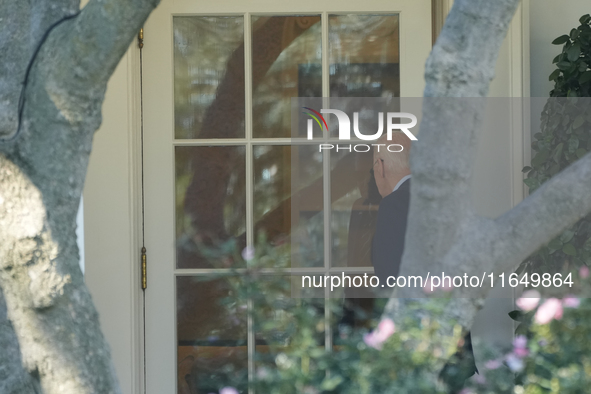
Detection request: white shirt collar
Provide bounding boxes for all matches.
[392,175,411,193]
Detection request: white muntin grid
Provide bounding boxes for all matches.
[171,11,398,388]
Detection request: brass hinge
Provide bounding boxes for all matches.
[141,246,147,290]
[138,28,144,49]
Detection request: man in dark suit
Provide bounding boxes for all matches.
[371,133,477,391]
[371,132,411,283]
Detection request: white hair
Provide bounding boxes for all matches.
[375,131,411,171]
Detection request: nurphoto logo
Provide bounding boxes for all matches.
[302,107,418,153]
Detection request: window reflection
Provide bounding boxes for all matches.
[254,145,324,267]
[176,146,246,269]
[177,276,248,394]
[172,12,403,389]
[252,15,322,138]
[329,14,400,98]
[174,16,245,139]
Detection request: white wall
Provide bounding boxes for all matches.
[76,197,84,274]
[84,47,142,394]
[530,0,590,97]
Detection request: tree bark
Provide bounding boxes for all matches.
[383,0,591,373]
[0,289,40,393]
[0,0,159,392]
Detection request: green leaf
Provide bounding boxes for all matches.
[560,230,575,244]
[532,149,549,167]
[557,60,572,70]
[573,115,585,129]
[579,71,591,84]
[515,322,529,336]
[553,142,564,163]
[508,310,524,322]
[552,34,570,45]
[567,43,581,61]
[562,114,571,127]
[563,243,577,256]
[580,14,591,24]
[552,54,561,64]
[522,166,532,173]
[571,28,580,39]
[568,137,580,152]
[576,148,588,158]
[548,238,563,253]
[321,376,344,391]
[549,69,561,81]
[523,177,540,189]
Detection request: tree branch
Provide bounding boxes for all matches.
[0,0,78,139]
[25,0,160,136]
[433,151,591,303]
[398,0,521,287]
[493,152,591,273]
[51,0,159,88]
[381,0,522,372]
[382,4,591,381]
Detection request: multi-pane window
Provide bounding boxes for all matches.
[173,14,399,393]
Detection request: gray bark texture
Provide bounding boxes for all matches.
[383,0,591,371]
[0,0,159,392]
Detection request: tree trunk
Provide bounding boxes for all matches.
[383,0,591,374]
[0,0,159,391]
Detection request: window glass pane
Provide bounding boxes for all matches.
[174,16,245,139]
[177,276,248,393]
[327,15,399,266]
[252,15,322,138]
[328,14,400,99]
[253,145,324,267]
[176,146,246,269]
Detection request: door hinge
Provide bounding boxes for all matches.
[138,28,144,49]
[141,246,147,290]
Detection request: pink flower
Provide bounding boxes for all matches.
[363,318,395,350]
[241,246,255,261]
[513,335,527,349]
[363,332,381,349]
[563,296,580,308]
[512,335,529,357]
[516,290,540,312]
[441,280,454,292]
[513,347,529,358]
[422,278,435,294]
[580,266,589,279]
[535,298,563,324]
[220,387,239,394]
[485,359,501,370]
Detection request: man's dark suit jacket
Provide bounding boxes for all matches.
[371,178,411,284]
[370,178,477,387]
